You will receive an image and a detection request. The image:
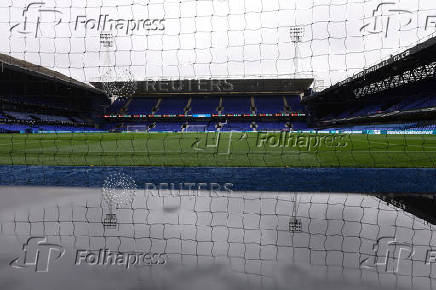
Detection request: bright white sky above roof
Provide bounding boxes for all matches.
[1,0,436,86]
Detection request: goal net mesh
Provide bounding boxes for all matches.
[1,190,436,289]
[3,0,436,85]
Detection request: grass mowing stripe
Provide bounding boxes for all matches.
[0,132,435,168]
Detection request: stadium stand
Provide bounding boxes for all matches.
[254,96,285,114]
[0,96,67,111]
[290,121,308,130]
[221,97,251,114]
[4,111,34,121]
[256,121,287,131]
[0,123,31,132]
[108,97,129,114]
[0,123,99,133]
[0,54,108,133]
[31,113,72,123]
[6,111,30,122]
[117,119,306,133]
[207,122,218,131]
[286,95,305,112]
[71,116,86,123]
[34,125,99,132]
[221,121,252,131]
[156,98,188,115]
[127,98,157,115]
[189,96,220,115]
[304,36,436,132]
[350,104,382,117]
[99,79,312,133]
[328,123,416,131]
[417,123,436,130]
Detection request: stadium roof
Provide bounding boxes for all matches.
[303,35,436,104]
[92,78,314,97]
[0,53,105,95]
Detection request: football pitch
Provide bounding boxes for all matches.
[0,132,435,168]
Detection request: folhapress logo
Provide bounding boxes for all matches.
[9,237,65,272]
[192,131,240,155]
[10,2,63,38]
[360,237,415,273]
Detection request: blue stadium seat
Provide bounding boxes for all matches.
[406,97,436,110]
[207,122,218,131]
[157,98,188,115]
[36,125,99,132]
[385,95,436,113]
[351,104,381,117]
[286,95,304,112]
[329,123,423,131]
[108,98,128,114]
[128,98,158,115]
[31,113,71,123]
[221,122,252,131]
[221,97,251,114]
[1,95,74,111]
[255,96,285,114]
[336,110,353,119]
[189,97,220,115]
[0,123,31,132]
[71,116,85,123]
[4,111,33,121]
[291,122,308,130]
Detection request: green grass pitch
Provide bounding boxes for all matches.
[0,132,435,168]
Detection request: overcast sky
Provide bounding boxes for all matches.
[1,0,436,86]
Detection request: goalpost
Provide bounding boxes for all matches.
[184,125,208,133]
[126,125,148,132]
